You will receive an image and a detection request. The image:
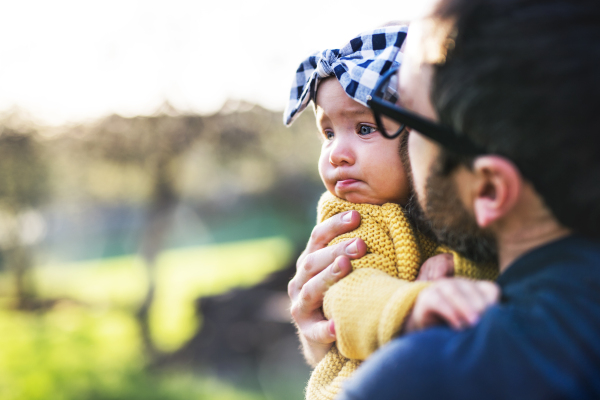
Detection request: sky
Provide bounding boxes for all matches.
[0,0,424,126]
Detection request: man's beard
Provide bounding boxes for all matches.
[400,136,498,264]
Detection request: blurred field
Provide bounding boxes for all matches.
[0,237,293,400]
[0,308,266,400]
[0,106,320,399]
[33,236,293,351]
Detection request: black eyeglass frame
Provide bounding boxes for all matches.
[367,67,485,155]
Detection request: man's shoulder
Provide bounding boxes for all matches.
[339,237,600,400]
[501,235,600,302]
[340,299,600,400]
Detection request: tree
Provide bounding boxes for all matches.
[67,109,204,356]
[0,117,49,308]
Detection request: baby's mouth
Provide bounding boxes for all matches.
[335,179,361,190]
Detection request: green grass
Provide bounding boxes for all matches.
[0,237,296,400]
[0,307,265,400]
[31,236,293,351]
[151,237,293,351]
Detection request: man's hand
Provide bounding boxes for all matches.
[416,253,455,281]
[404,278,500,334]
[288,210,367,367]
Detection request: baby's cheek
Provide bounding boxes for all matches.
[392,167,411,205]
[318,151,331,185]
[374,156,409,204]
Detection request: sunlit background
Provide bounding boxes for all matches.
[0,1,421,399]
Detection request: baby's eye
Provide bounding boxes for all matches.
[324,131,335,140]
[358,125,377,136]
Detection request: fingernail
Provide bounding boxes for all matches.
[332,261,341,275]
[346,240,358,256]
[329,320,336,336]
[342,211,353,223]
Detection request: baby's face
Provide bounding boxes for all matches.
[315,78,410,206]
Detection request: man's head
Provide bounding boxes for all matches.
[399,0,600,263]
[430,0,600,237]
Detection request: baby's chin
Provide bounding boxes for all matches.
[335,190,387,205]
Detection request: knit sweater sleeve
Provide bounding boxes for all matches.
[324,242,497,362]
[323,268,431,360]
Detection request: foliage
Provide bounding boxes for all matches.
[0,104,320,397]
[31,237,294,352]
[46,103,321,205]
[0,307,265,400]
[0,127,48,211]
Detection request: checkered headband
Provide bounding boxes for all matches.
[283,25,408,126]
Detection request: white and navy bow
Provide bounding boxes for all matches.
[283,25,408,126]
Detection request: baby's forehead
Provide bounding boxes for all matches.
[315,102,374,127]
[315,77,374,118]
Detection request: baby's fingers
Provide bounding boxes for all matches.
[413,279,501,332]
[456,280,500,316]
[443,280,501,327]
[436,284,481,328]
[425,299,467,330]
[475,281,501,307]
[417,253,455,281]
[412,286,469,330]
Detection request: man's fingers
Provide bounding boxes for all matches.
[296,256,352,313]
[302,319,337,344]
[289,256,352,326]
[287,210,361,366]
[290,258,349,352]
[290,211,362,300]
[304,211,361,255]
[290,238,366,299]
[329,320,336,336]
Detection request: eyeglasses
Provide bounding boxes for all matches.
[367,67,484,155]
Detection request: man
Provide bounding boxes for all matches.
[288,0,600,398]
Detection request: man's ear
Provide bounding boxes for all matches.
[472,156,522,228]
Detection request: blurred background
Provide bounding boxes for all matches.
[0,1,422,399]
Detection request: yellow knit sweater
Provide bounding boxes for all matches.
[305,192,498,400]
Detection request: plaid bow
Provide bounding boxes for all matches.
[283,25,408,126]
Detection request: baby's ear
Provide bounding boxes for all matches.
[471,156,522,228]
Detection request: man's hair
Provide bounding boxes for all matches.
[430,0,600,238]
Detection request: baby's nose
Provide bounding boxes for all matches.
[329,138,355,166]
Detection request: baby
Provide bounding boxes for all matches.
[284,26,498,400]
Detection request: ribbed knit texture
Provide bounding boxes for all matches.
[305,192,498,400]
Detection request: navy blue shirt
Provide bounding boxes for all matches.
[339,235,600,400]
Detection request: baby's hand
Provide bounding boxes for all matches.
[404,278,500,333]
[416,253,455,281]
